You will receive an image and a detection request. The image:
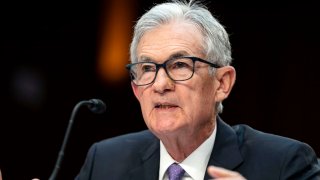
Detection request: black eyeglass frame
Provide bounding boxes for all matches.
[126,56,221,86]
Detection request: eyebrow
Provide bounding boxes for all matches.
[138,51,190,62]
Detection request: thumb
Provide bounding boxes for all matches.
[207,166,245,179]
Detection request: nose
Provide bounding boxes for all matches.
[152,68,174,94]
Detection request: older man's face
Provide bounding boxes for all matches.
[132,22,219,137]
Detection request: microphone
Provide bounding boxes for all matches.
[87,99,107,114]
[48,99,106,180]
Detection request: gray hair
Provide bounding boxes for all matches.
[130,0,233,114]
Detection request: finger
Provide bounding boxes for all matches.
[207,166,245,179]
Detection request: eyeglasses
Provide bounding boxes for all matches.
[126,56,221,86]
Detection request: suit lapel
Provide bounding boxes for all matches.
[204,117,243,179]
[129,134,160,180]
[127,117,243,180]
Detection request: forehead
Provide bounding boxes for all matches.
[137,21,205,61]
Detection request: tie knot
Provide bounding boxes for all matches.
[167,163,185,180]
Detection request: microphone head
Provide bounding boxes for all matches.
[87,99,106,114]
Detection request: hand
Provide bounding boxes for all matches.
[207,166,246,180]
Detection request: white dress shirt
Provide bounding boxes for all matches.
[158,125,217,180]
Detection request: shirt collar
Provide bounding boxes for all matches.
[158,125,217,180]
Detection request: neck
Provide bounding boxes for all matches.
[159,121,215,162]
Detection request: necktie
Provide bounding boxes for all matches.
[167,163,185,180]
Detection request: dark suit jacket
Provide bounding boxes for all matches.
[75,117,320,180]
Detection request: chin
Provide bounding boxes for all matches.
[152,124,183,137]
[146,116,182,133]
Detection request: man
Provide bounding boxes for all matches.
[76,0,320,179]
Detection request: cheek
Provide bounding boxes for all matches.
[190,81,216,111]
[134,86,146,102]
[136,89,153,114]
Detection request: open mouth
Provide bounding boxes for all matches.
[155,103,178,109]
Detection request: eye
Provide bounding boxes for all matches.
[174,61,188,68]
[141,64,156,72]
[170,59,192,69]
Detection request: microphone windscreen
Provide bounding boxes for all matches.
[87,99,106,114]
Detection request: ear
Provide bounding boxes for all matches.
[214,66,236,102]
[131,82,141,101]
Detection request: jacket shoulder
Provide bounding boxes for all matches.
[76,130,159,180]
[231,124,320,179]
[232,124,305,148]
[96,130,157,150]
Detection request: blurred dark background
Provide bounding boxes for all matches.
[1,0,319,179]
